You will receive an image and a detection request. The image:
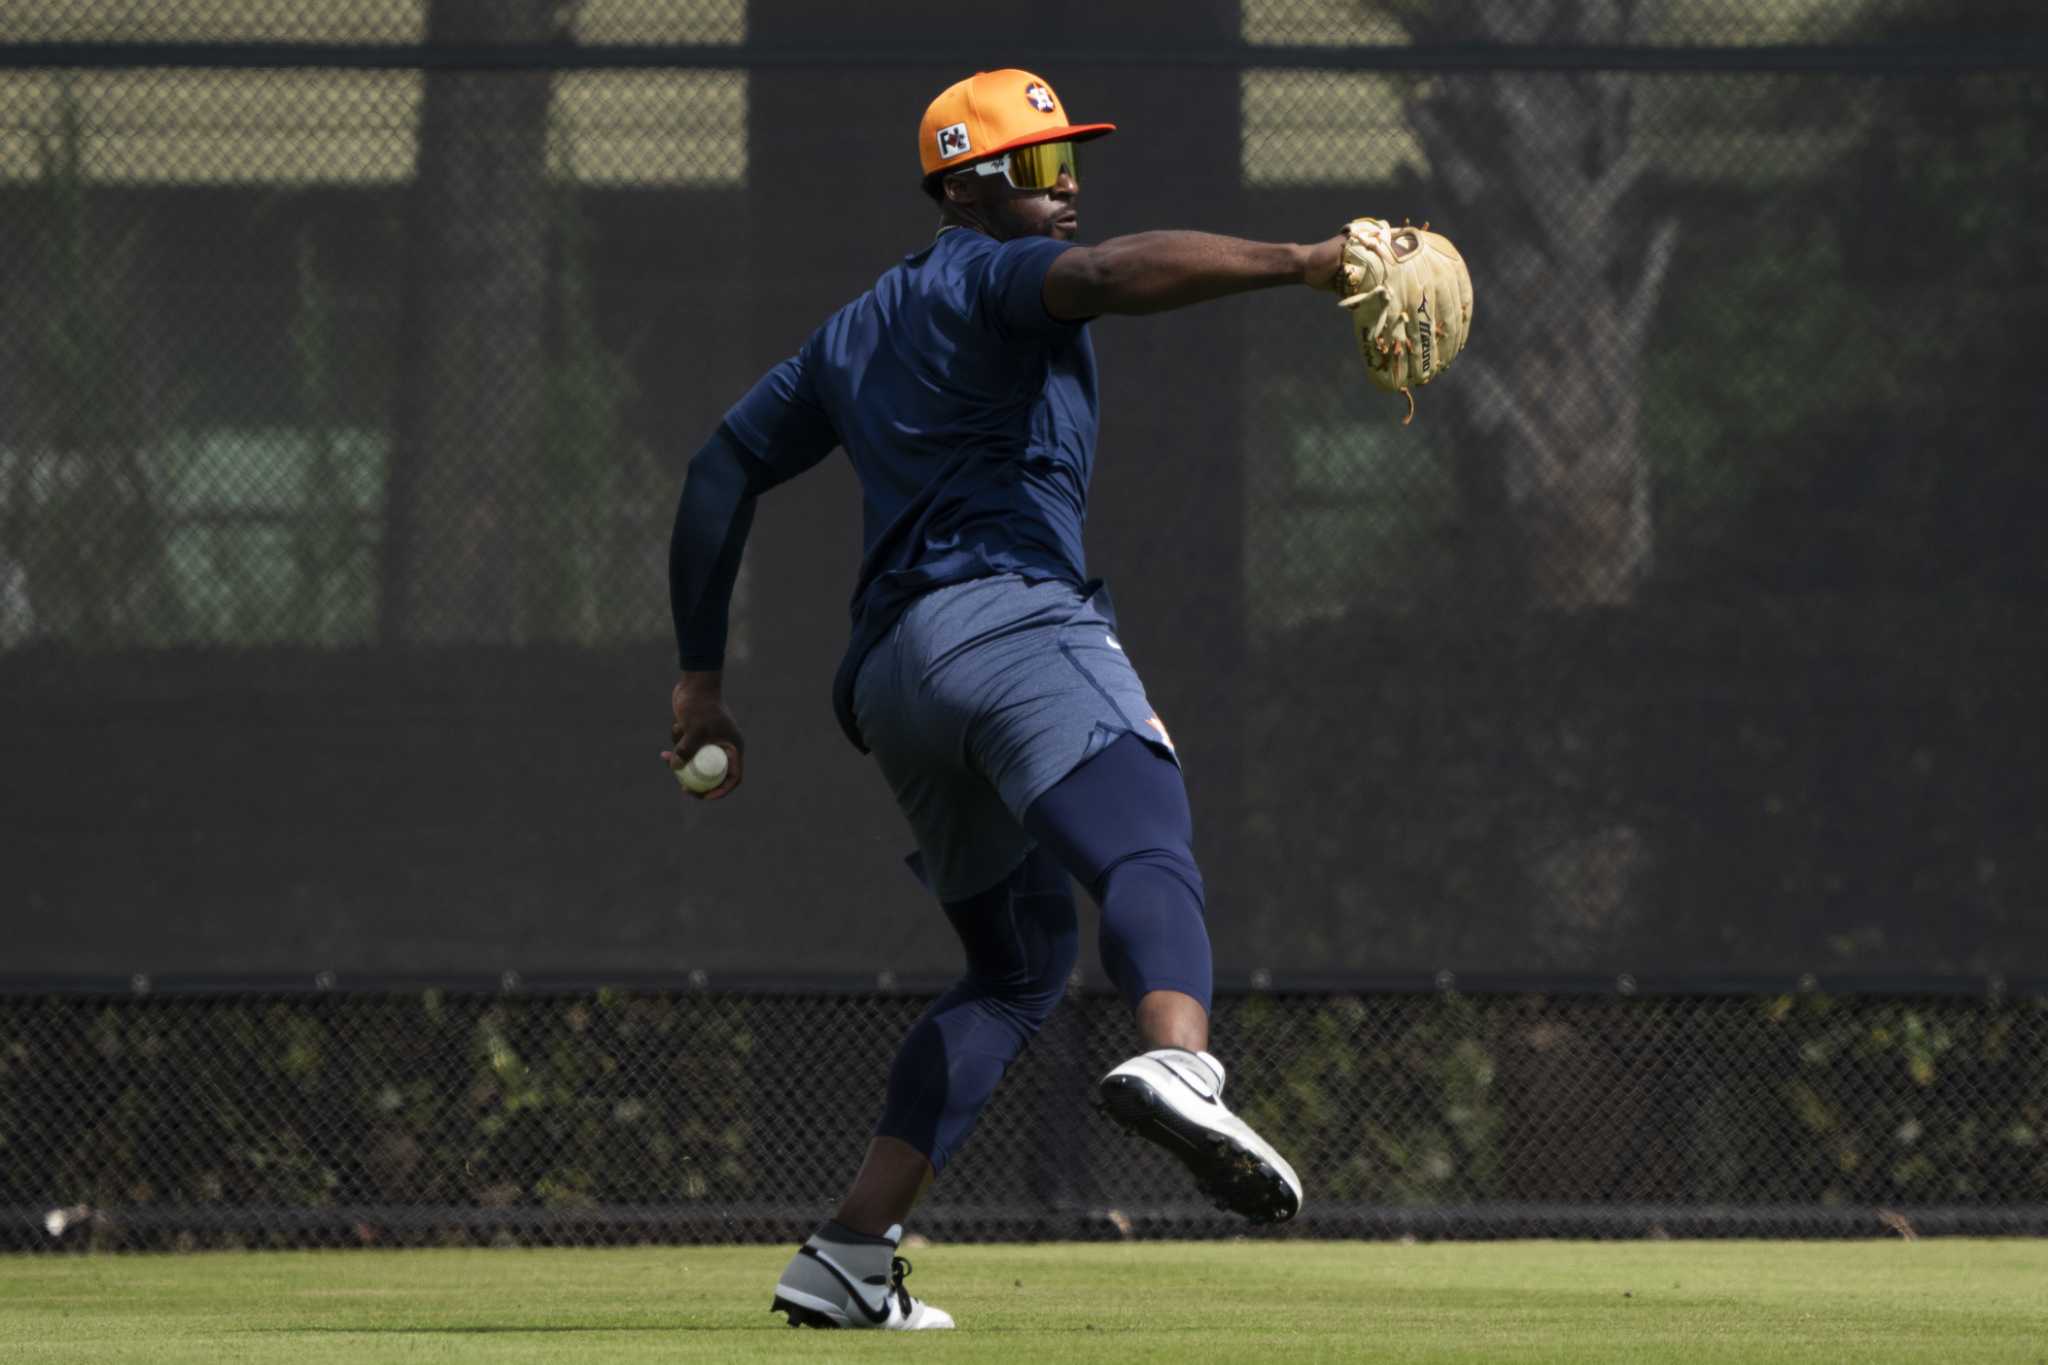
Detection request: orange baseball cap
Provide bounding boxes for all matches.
[918,69,1115,178]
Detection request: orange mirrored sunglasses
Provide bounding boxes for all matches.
[950,140,1078,192]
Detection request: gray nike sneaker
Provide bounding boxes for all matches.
[771,1221,955,1330]
[1098,1047,1304,1224]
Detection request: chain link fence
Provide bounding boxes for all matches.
[3,2,2045,1245]
[7,986,2046,1250]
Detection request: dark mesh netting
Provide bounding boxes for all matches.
[6,988,2045,1249]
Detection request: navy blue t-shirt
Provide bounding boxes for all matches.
[720,227,1100,749]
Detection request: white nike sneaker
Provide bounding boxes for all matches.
[770,1221,955,1330]
[1097,1047,1304,1224]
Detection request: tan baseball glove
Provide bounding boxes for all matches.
[1336,218,1473,424]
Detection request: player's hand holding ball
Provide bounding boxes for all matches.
[662,673,743,801]
[676,744,728,793]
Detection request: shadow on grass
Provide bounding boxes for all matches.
[244,1325,752,1335]
[247,1323,1148,1335]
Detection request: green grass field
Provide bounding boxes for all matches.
[5,1241,2045,1362]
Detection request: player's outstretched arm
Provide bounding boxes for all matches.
[1043,229,1346,319]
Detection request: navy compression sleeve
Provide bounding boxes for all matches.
[671,344,839,670]
[669,423,761,670]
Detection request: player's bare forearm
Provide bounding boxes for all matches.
[1045,230,1346,318]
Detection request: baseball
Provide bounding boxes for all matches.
[677,744,729,794]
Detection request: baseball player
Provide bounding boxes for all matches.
[664,69,1467,1330]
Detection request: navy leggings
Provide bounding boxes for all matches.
[874,733,1211,1172]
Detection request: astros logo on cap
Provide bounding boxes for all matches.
[919,69,1116,178]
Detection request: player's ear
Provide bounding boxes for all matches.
[941,174,978,207]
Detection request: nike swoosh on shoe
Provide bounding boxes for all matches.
[1158,1057,1221,1104]
[798,1246,891,1323]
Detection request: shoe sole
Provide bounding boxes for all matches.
[771,1292,844,1328]
[1097,1073,1300,1224]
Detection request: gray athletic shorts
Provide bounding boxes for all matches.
[852,574,1178,903]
